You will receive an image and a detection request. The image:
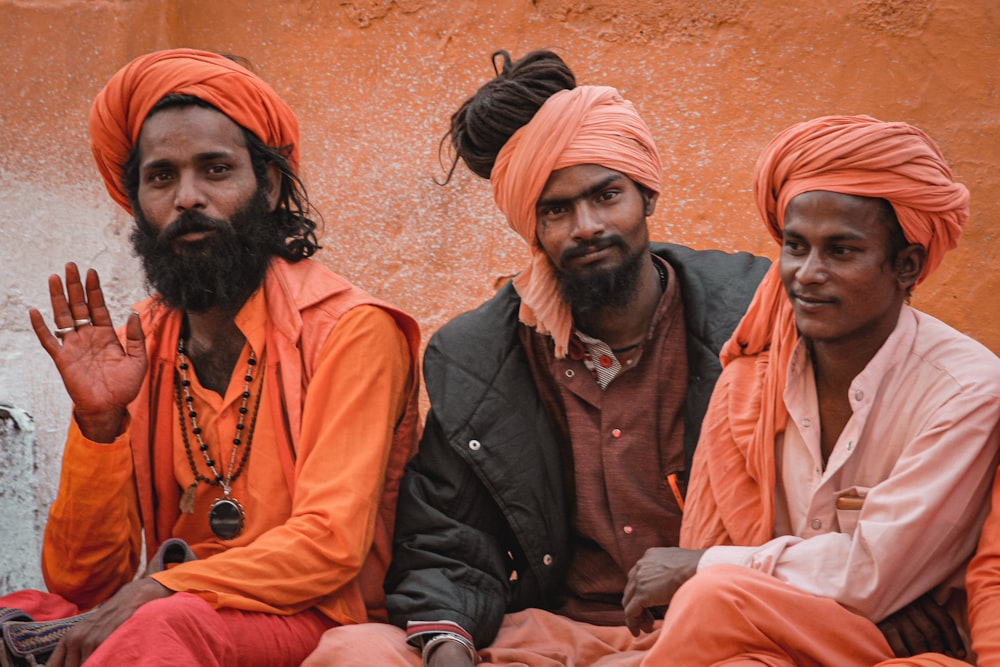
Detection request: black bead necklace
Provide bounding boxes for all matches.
[174,338,263,540]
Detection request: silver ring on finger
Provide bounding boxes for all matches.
[53,326,76,339]
[74,318,93,327]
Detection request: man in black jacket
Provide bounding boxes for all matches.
[302,49,768,667]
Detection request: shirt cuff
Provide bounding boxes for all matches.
[406,621,478,664]
[405,620,474,648]
[698,544,761,571]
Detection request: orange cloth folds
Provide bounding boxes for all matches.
[42,259,421,624]
[89,48,300,214]
[490,85,662,357]
[681,115,971,550]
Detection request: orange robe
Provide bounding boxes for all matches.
[875,465,1000,667]
[41,258,420,625]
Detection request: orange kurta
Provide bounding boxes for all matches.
[42,257,420,625]
[875,465,1000,667]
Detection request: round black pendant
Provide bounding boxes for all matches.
[209,496,245,540]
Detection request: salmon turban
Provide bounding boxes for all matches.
[491,85,662,358]
[724,114,970,365]
[681,115,970,549]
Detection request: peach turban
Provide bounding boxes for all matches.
[681,115,970,549]
[724,114,970,365]
[491,85,662,357]
[89,48,300,214]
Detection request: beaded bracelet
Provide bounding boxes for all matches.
[421,632,478,665]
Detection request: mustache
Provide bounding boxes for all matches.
[560,235,625,263]
[158,211,232,245]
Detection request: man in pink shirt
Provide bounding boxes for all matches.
[623,115,1000,666]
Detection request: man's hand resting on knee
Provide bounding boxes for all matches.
[47,578,172,667]
[877,592,965,660]
[623,547,705,636]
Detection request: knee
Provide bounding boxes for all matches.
[670,564,760,614]
[302,622,412,667]
[127,591,218,633]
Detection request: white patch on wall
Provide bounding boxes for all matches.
[0,173,146,592]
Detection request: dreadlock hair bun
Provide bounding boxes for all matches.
[445,50,576,181]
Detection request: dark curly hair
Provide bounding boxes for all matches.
[121,92,322,262]
[441,49,576,183]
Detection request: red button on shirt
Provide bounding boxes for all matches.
[599,355,612,368]
[611,428,622,438]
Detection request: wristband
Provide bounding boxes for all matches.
[421,632,478,665]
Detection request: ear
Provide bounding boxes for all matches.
[894,244,927,291]
[642,190,659,217]
[264,163,282,212]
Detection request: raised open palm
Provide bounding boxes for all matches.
[29,263,148,441]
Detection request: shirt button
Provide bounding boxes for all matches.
[623,525,634,534]
[542,554,553,566]
[811,518,822,530]
[611,428,622,438]
[565,369,575,378]
[855,390,864,401]
[468,440,481,451]
[599,355,612,368]
[802,418,811,428]
[847,441,854,451]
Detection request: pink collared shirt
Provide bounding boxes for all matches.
[699,305,1000,623]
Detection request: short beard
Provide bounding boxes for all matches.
[130,188,276,315]
[557,237,648,320]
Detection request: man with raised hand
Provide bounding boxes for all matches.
[3,48,420,666]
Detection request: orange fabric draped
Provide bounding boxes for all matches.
[875,656,969,667]
[681,115,970,549]
[89,48,300,214]
[490,85,662,358]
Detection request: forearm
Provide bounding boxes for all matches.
[386,414,511,647]
[42,417,141,608]
[965,467,1000,666]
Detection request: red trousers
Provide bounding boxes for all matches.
[1,590,333,666]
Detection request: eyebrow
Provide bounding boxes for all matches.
[141,151,237,172]
[782,228,868,242]
[536,172,624,210]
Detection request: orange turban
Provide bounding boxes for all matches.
[491,85,662,358]
[726,114,969,364]
[681,115,970,549]
[89,48,300,214]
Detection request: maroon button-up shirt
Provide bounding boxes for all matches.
[521,256,689,625]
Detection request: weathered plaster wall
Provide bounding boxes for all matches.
[1,0,997,590]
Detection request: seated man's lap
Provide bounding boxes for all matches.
[1,591,332,667]
[99,593,332,665]
[644,565,893,667]
[303,609,656,667]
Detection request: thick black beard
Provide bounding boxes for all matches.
[557,237,647,319]
[130,189,276,315]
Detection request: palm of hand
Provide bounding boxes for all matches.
[29,263,148,425]
[52,324,148,414]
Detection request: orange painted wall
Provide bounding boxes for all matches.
[3,0,998,353]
